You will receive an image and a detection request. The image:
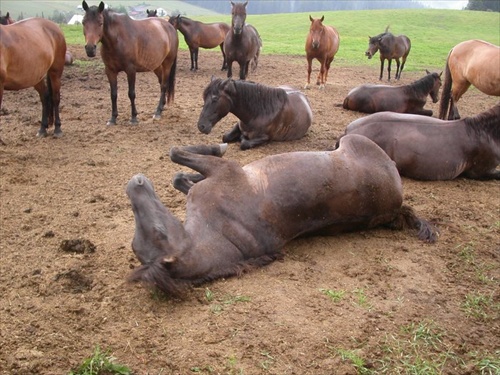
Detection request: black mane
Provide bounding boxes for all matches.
[406,73,439,96]
[464,104,500,141]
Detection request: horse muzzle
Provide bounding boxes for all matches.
[365,51,372,59]
[85,44,97,58]
[233,26,243,35]
[312,41,320,49]
[197,121,213,135]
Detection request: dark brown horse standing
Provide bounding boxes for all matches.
[340,104,500,180]
[305,15,340,89]
[224,1,262,80]
[82,1,178,125]
[0,18,66,137]
[366,26,411,81]
[439,39,500,120]
[342,70,442,116]
[126,135,437,297]
[0,12,14,25]
[168,15,230,71]
[197,77,313,149]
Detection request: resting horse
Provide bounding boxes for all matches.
[365,26,411,81]
[82,1,178,125]
[342,70,442,116]
[439,39,500,120]
[197,77,313,150]
[126,135,438,297]
[168,15,230,71]
[339,104,500,180]
[224,1,262,80]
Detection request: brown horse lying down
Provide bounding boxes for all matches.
[340,104,500,180]
[197,77,313,150]
[126,135,438,297]
[342,70,442,116]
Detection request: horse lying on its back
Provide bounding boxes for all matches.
[126,134,438,297]
[339,104,500,180]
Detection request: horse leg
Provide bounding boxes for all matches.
[222,123,242,143]
[395,58,401,80]
[105,68,119,125]
[240,61,248,80]
[172,172,207,194]
[126,71,138,125]
[305,57,313,89]
[386,59,392,81]
[399,57,407,80]
[169,143,232,178]
[316,61,324,87]
[449,82,470,120]
[189,47,196,71]
[220,44,228,71]
[33,80,49,137]
[379,58,385,81]
[194,48,199,71]
[240,134,270,150]
[47,71,63,137]
[227,60,233,78]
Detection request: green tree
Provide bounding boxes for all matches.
[465,0,500,12]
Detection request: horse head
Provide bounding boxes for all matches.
[198,77,235,134]
[231,1,248,35]
[426,70,443,103]
[365,35,382,59]
[82,1,106,58]
[0,12,15,25]
[308,15,325,49]
[146,9,157,17]
[168,14,181,29]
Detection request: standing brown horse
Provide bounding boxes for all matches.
[168,15,230,72]
[0,18,66,137]
[224,1,262,80]
[439,39,500,120]
[82,1,178,125]
[365,26,411,81]
[0,12,14,25]
[305,15,340,89]
[343,70,442,116]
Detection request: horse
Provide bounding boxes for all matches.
[439,40,500,120]
[339,104,500,180]
[197,77,313,150]
[146,9,157,17]
[342,70,442,116]
[126,135,438,297]
[82,1,178,125]
[0,12,14,25]
[305,15,340,89]
[0,18,66,137]
[168,15,230,71]
[365,26,411,81]
[224,1,262,80]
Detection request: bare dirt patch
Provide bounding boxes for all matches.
[1,47,498,374]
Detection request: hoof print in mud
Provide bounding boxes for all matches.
[59,239,96,254]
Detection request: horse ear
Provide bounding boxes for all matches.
[439,71,443,78]
[98,1,105,12]
[426,69,430,75]
[243,1,248,7]
[223,79,237,95]
[82,1,89,11]
[320,15,324,22]
[309,15,313,22]
[231,1,235,6]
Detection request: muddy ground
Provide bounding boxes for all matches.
[0,47,498,374]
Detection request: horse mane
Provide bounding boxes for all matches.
[406,73,439,96]
[464,104,500,141]
[206,78,288,117]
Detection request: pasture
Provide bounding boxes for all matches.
[1,8,499,374]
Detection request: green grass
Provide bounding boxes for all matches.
[68,345,132,375]
[61,9,499,71]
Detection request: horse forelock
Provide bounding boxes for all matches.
[464,104,500,142]
[203,78,225,100]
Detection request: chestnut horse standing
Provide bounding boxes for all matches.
[82,1,178,125]
[365,26,411,81]
[305,16,340,89]
[168,15,230,71]
[224,1,262,80]
[439,39,500,120]
[0,18,66,137]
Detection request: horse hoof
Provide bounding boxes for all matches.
[36,130,48,138]
[106,120,116,126]
[304,84,310,90]
[319,84,325,90]
[152,114,161,121]
[129,119,139,126]
[53,131,63,138]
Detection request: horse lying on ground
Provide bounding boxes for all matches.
[439,39,500,120]
[365,26,411,81]
[342,70,442,116]
[305,15,340,89]
[126,135,438,297]
[168,15,230,71]
[224,1,262,80]
[339,104,500,180]
[0,17,66,137]
[197,77,313,149]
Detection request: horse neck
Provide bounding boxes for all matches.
[464,106,500,144]
[101,10,129,44]
[178,17,193,33]
[407,75,435,96]
[229,81,285,122]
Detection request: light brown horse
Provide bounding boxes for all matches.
[168,15,230,71]
[439,39,500,120]
[82,1,178,125]
[0,17,66,137]
[305,15,340,89]
[365,26,411,81]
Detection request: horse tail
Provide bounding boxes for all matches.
[167,56,177,104]
[342,97,350,109]
[438,50,453,120]
[387,205,439,243]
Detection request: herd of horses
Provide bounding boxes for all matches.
[1,2,499,296]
